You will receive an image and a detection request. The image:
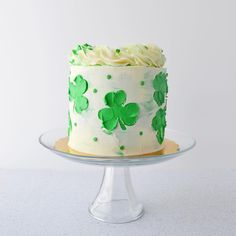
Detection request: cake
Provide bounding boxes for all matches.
[68,43,168,156]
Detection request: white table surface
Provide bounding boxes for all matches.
[0,168,236,236]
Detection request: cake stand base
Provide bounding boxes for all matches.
[89,167,144,223]
[39,128,196,224]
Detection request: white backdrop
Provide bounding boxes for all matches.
[0,0,235,170]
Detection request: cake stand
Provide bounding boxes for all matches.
[39,129,195,224]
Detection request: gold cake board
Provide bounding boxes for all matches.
[54,137,179,157]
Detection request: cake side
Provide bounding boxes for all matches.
[68,65,168,156]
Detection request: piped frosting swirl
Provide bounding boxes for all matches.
[69,43,166,68]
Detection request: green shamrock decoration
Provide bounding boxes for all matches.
[68,75,89,113]
[152,108,166,144]
[98,90,140,131]
[153,72,168,106]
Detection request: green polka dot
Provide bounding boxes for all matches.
[120,145,125,150]
[107,74,112,80]
[140,81,145,86]
[139,131,143,136]
[74,122,77,127]
[93,88,98,93]
[115,49,120,53]
[93,137,98,142]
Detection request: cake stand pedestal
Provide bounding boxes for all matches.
[89,167,143,223]
[39,129,195,224]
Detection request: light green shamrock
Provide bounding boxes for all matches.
[68,75,89,113]
[98,90,140,131]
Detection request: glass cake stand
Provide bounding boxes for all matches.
[39,128,195,224]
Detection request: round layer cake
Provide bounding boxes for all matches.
[68,44,168,156]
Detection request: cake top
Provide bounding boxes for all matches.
[69,43,166,68]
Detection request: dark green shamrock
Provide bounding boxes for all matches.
[68,75,89,113]
[152,108,167,144]
[153,72,168,106]
[98,90,140,131]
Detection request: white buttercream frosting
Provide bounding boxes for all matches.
[69,44,166,68]
[68,66,167,156]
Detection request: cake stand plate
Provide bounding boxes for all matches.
[39,129,195,224]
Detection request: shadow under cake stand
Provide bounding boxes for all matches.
[39,129,195,224]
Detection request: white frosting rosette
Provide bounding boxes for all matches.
[69,44,166,68]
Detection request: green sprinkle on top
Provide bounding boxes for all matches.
[74,122,77,127]
[93,88,98,93]
[93,137,98,142]
[79,43,93,53]
[140,81,145,86]
[107,74,112,80]
[144,45,148,49]
[115,48,121,54]
[72,49,78,55]
[120,145,125,150]
[139,131,143,136]
[84,43,93,49]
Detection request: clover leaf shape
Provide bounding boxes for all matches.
[98,90,140,131]
[152,108,167,144]
[68,75,89,113]
[153,72,168,106]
